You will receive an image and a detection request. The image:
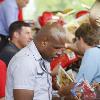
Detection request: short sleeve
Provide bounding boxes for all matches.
[76,49,98,83]
[12,57,36,90]
[0,60,7,97]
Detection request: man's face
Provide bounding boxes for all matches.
[16,0,29,8]
[34,23,67,60]
[35,35,66,60]
[17,26,33,48]
[75,37,85,54]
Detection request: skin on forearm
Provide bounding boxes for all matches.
[0,97,5,100]
[13,89,34,100]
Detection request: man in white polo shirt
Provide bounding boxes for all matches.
[6,22,67,100]
[6,41,52,100]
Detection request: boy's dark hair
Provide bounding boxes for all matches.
[9,21,30,40]
[75,23,100,46]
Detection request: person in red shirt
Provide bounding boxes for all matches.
[0,60,6,100]
[0,0,4,3]
[0,21,33,100]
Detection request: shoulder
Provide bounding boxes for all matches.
[3,0,18,8]
[0,44,19,65]
[84,47,100,58]
[8,48,38,73]
[81,47,100,65]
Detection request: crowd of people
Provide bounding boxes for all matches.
[0,0,100,100]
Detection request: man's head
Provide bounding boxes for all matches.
[74,23,100,53]
[16,0,29,8]
[9,21,33,49]
[34,22,67,60]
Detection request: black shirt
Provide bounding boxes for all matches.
[0,42,20,66]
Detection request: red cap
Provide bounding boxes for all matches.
[38,11,53,27]
[76,10,89,18]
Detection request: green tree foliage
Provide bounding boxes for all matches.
[34,0,95,18]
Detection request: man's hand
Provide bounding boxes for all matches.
[51,64,60,76]
[58,82,74,96]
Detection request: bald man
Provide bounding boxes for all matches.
[6,22,70,100]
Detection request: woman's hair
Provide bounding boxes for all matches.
[75,23,100,46]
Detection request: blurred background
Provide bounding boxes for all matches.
[23,0,95,21]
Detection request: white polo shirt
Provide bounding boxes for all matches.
[6,41,52,100]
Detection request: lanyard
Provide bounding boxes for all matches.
[27,46,51,75]
[39,58,51,75]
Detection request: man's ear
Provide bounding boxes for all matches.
[41,41,48,48]
[80,37,83,42]
[13,31,19,39]
[80,37,86,45]
[99,40,100,44]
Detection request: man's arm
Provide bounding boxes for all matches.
[0,97,5,100]
[13,89,34,100]
[11,58,36,100]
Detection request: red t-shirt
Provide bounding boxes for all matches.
[0,0,4,3]
[0,60,6,97]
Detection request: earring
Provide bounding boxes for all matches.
[41,41,48,47]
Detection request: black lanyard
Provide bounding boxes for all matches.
[28,46,51,75]
[39,58,51,75]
